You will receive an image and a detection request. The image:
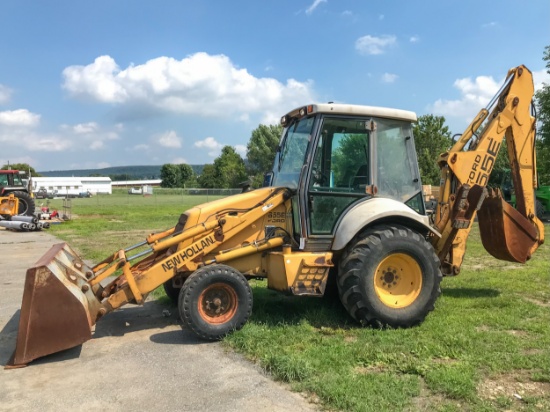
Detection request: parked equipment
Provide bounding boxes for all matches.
[7,65,544,368]
[0,170,35,216]
[0,214,50,232]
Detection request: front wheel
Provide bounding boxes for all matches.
[178,264,253,340]
[338,224,442,328]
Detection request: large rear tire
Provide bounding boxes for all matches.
[13,191,35,216]
[337,224,442,328]
[163,279,181,305]
[178,264,252,340]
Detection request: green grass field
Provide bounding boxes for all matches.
[45,192,550,411]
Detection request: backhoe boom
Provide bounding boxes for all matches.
[432,65,544,275]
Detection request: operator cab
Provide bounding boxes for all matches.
[269,103,425,247]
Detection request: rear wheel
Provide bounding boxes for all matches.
[13,191,35,216]
[163,279,181,305]
[178,264,252,340]
[338,224,442,328]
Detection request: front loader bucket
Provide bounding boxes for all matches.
[477,190,538,263]
[6,243,104,368]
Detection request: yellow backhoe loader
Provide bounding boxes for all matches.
[6,65,544,368]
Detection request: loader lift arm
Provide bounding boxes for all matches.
[7,187,293,368]
[431,65,544,275]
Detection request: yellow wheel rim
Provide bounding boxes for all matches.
[374,253,422,308]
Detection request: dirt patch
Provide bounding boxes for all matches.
[408,378,446,411]
[505,329,529,337]
[354,364,387,374]
[478,371,550,402]
[431,357,458,365]
[523,296,550,308]
[467,263,521,271]
[522,349,545,357]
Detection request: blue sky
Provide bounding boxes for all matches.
[1,0,549,172]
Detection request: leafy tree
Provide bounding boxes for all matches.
[197,164,218,188]
[160,164,180,188]
[535,45,550,185]
[178,164,195,187]
[1,163,41,177]
[197,147,248,188]
[214,146,248,188]
[246,124,282,186]
[412,115,452,185]
[331,133,369,186]
[109,173,134,181]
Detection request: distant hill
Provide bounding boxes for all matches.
[39,165,205,179]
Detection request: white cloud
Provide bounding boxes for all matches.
[96,162,111,169]
[235,144,247,157]
[0,123,72,152]
[0,85,12,105]
[0,109,40,127]
[482,22,498,29]
[429,75,500,120]
[409,36,420,43]
[171,157,188,164]
[341,10,352,17]
[63,56,127,103]
[306,0,326,15]
[62,53,315,123]
[429,67,550,126]
[355,35,396,55]
[0,110,119,159]
[533,68,550,91]
[0,155,35,168]
[157,130,182,148]
[72,122,99,134]
[194,136,224,157]
[382,73,398,83]
[60,121,119,151]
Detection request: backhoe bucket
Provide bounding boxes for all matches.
[6,243,104,368]
[477,190,538,263]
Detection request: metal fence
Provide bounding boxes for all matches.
[35,188,244,210]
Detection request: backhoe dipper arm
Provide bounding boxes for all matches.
[432,65,544,275]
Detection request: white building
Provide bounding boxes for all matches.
[33,176,112,196]
[111,179,162,187]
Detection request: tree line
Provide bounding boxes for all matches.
[160,124,281,189]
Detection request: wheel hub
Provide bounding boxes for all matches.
[198,283,238,324]
[374,253,422,308]
[382,268,399,286]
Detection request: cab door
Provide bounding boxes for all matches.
[305,117,374,236]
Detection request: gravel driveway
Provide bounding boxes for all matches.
[0,229,317,412]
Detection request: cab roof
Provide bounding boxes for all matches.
[284,103,417,123]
